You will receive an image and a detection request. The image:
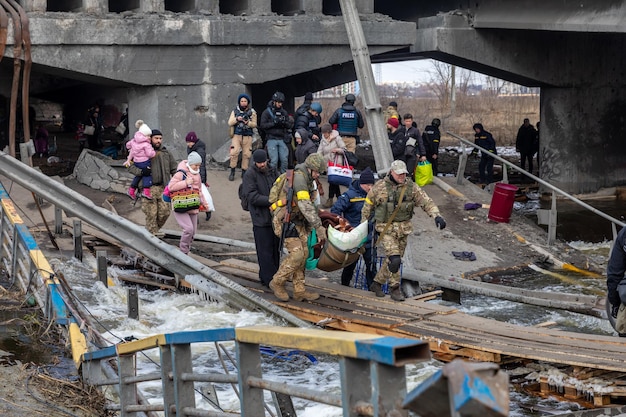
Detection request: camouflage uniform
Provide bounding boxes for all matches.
[270,159,326,302]
[361,175,440,293]
[128,145,178,234]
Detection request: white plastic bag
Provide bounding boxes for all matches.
[201,183,215,212]
[327,221,368,252]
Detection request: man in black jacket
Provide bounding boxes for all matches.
[241,149,280,286]
[607,226,626,336]
[260,92,294,173]
[516,118,538,174]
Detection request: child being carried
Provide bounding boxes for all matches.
[125,120,156,200]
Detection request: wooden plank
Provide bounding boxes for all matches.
[220,258,260,273]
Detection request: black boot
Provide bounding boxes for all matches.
[241,169,246,178]
[228,168,235,181]
[205,211,212,221]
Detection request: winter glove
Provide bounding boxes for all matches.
[612,303,620,319]
[435,216,446,230]
[141,166,151,176]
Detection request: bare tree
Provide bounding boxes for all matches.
[426,61,452,111]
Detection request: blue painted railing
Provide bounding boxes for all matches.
[81,326,509,417]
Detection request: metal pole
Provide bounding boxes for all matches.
[54,206,62,234]
[73,219,82,261]
[127,287,138,320]
[97,250,107,287]
[338,0,393,174]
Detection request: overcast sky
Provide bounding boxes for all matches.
[376,59,434,84]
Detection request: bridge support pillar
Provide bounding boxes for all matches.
[540,86,626,194]
[127,82,248,160]
[22,0,46,12]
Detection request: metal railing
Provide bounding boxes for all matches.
[447,131,626,245]
[80,326,509,417]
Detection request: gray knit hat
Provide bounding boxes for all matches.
[187,151,202,165]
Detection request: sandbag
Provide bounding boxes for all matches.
[316,239,364,272]
[327,221,368,251]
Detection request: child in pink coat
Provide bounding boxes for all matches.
[125,120,156,199]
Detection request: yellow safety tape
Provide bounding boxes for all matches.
[69,323,88,369]
[1,200,23,224]
[235,326,380,358]
[117,335,167,355]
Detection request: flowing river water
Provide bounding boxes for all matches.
[32,236,615,417]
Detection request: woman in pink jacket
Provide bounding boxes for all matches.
[167,151,207,254]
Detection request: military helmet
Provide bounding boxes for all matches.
[304,154,327,174]
[431,118,441,127]
[345,93,356,104]
[310,102,322,113]
[272,91,285,102]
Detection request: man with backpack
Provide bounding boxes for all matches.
[268,153,328,302]
[241,149,280,287]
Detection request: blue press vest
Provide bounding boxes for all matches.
[337,109,358,135]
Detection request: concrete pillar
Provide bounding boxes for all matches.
[249,0,271,15]
[141,0,165,13]
[21,0,46,12]
[356,0,374,14]
[84,0,107,13]
[302,0,322,14]
[540,87,626,195]
[128,82,249,161]
[197,0,219,14]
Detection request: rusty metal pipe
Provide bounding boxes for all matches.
[0,0,22,157]
[9,0,31,147]
[0,5,8,59]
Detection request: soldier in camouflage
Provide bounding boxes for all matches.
[361,160,447,301]
[127,130,178,235]
[269,153,328,302]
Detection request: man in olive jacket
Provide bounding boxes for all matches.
[127,129,178,235]
[241,149,280,287]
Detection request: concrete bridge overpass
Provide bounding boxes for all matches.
[1,0,626,194]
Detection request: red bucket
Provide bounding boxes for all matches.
[488,183,518,223]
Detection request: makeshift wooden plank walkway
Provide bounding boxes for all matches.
[46,225,626,407]
[207,259,624,368]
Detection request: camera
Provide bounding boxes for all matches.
[242,114,250,122]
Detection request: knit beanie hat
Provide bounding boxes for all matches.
[185,131,199,143]
[187,151,202,165]
[252,149,268,163]
[238,93,251,105]
[387,118,399,129]
[139,124,152,137]
[359,167,375,184]
[150,129,162,137]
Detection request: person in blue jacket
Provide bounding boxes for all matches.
[330,167,377,288]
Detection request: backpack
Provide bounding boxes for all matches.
[238,182,249,211]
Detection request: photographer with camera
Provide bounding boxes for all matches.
[227,93,257,181]
[260,91,294,173]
